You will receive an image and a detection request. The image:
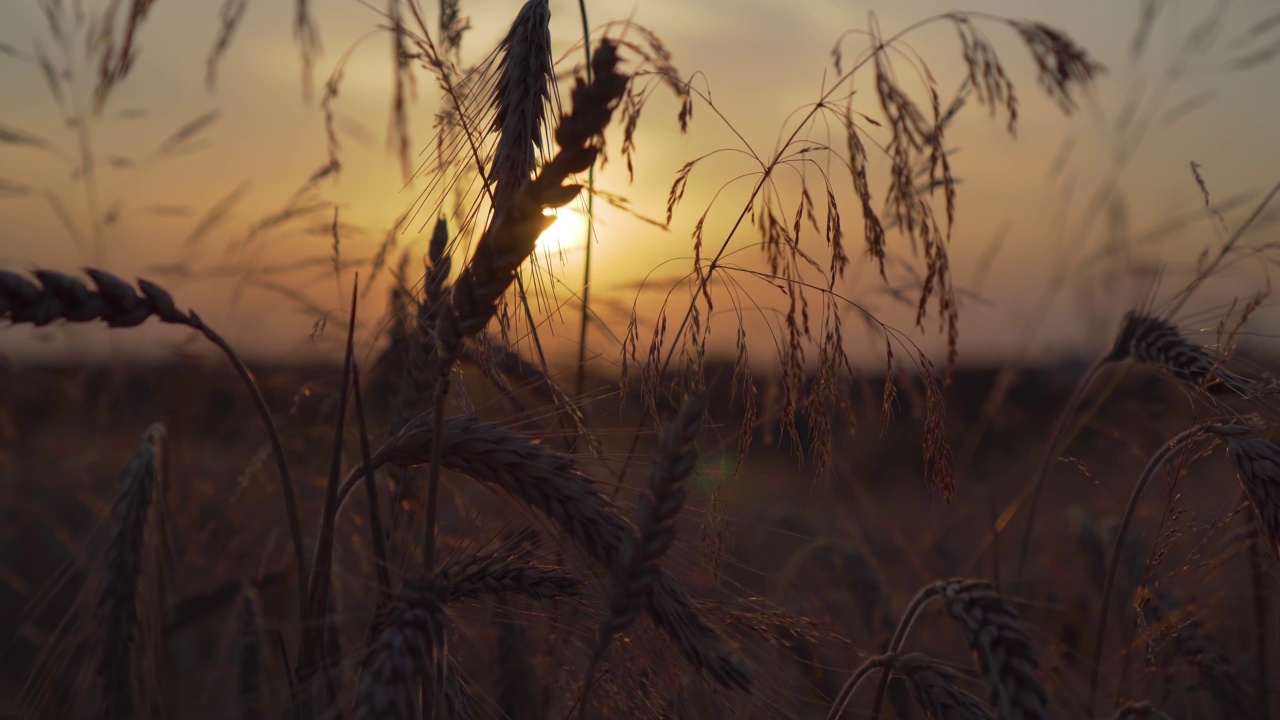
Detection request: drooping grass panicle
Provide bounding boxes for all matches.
[1225,436,1280,559]
[489,0,553,212]
[98,424,164,720]
[1006,20,1105,113]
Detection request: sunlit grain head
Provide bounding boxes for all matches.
[537,206,588,253]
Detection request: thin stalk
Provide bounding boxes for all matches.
[1244,505,1271,718]
[610,16,943,489]
[964,364,1130,576]
[353,361,391,599]
[1015,353,1107,581]
[825,654,896,720]
[574,0,595,402]
[298,277,359,713]
[189,314,307,625]
[1086,423,1226,716]
[1166,178,1280,318]
[421,361,448,577]
[862,582,944,720]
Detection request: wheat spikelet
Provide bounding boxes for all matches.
[490,0,553,211]
[938,580,1046,720]
[1106,311,1253,396]
[1224,436,1280,559]
[893,653,995,720]
[357,413,750,690]
[354,583,447,720]
[98,424,164,720]
[435,553,584,602]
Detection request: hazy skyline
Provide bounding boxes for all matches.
[2,0,1278,367]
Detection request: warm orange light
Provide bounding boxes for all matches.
[537,207,588,253]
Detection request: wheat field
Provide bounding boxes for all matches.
[2,1,1280,719]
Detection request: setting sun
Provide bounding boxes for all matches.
[537,206,589,253]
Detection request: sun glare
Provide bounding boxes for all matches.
[537,207,589,253]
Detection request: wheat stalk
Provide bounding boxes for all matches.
[98,424,164,720]
[600,394,706,646]
[451,40,629,339]
[336,411,750,690]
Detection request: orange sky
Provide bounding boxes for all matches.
[2,0,1279,369]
